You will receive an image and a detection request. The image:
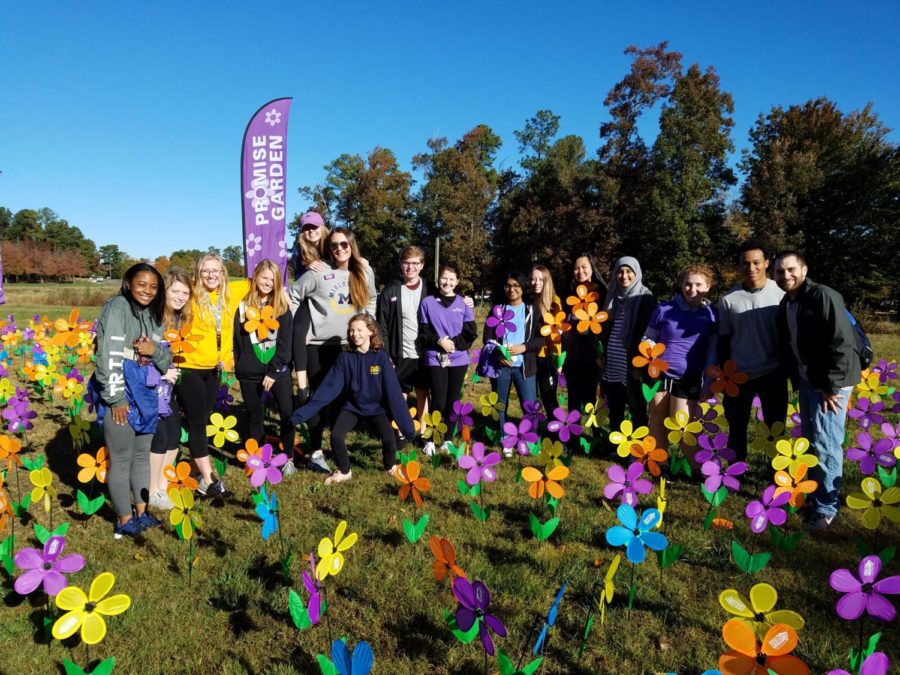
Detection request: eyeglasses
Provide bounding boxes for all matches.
[401,261,423,267]
[330,241,350,251]
[504,283,521,289]
[201,269,222,277]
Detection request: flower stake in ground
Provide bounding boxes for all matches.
[169,486,201,584]
[609,419,649,459]
[846,476,900,550]
[449,577,507,660]
[459,442,500,522]
[206,412,238,482]
[478,392,503,442]
[745,485,801,553]
[577,554,621,661]
[632,340,669,380]
[522,462,568,540]
[75,446,108,517]
[245,442,288,488]
[421,410,448,447]
[664,411,703,476]
[498,648,542,675]
[532,581,567,657]
[450,399,474,440]
[289,552,327,631]
[604,461,653,508]
[605,504,668,608]
[501,418,538,477]
[718,620,809,675]
[30,465,59,532]
[396,460,431,543]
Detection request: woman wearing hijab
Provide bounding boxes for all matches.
[601,256,657,432]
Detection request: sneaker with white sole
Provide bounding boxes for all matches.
[282,461,299,477]
[423,441,436,457]
[205,479,229,498]
[113,516,145,540]
[324,470,352,485]
[805,513,834,531]
[307,450,332,474]
[149,490,175,510]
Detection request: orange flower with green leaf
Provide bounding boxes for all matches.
[707,360,749,397]
[632,341,669,379]
[396,460,432,508]
[429,535,466,583]
[522,464,569,500]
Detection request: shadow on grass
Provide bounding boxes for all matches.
[386,610,448,663]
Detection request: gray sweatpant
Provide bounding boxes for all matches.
[104,419,152,517]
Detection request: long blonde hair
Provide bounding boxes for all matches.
[246,259,288,317]
[532,265,558,316]
[163,268,193,330]
[192,253,230,326]
[328,228,370,310]
[298,225,330,267]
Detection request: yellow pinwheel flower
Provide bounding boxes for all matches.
[316,520,358,582]
[719,583,805,640]
[596,554,621,625]
[856,372,888,404]
[421,410,448,445]
[0,377,15,401]
[583,399,608,430]
[846,477,900,529]
[53,572,131,645]
[206,412,239,447]
[69,414,91,451]
[750,420,788,458]
[537,438,564,469]
[169,487,202,540]
[34,363,58,387]
[771,437,818,474]
[609,420,649,458]
[656,478,667,528]
[30,467,57,512]
[479,392,503,421]
[54,376,84,401]
[663,410,702,446]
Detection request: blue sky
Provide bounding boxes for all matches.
[2,1,898,260]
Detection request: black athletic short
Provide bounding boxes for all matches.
[395,357,428,392]
[659,375,702,400]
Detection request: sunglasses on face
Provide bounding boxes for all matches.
[330,241,350,251]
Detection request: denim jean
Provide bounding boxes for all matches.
[800,379,852,518]
[491,365,537,430]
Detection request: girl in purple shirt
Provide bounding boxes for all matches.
[418,264,477,454]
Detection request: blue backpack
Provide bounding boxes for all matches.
[845,310,874,370]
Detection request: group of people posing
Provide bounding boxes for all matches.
[92,212,861,538]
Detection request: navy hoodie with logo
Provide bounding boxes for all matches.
[290,348,415,438]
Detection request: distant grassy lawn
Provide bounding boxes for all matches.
[0,295,898,673]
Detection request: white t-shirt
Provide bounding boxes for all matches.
[400,281,424,359]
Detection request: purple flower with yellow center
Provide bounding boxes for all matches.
[501,419,538,456]
[452,577,507,656]
[458,442,501,486]
[547,406,583,443]
[846,431,896,475]
[485,305,516,339]
[745,485,790,533]
[695,432,735,466]
[603,461,653,507]
[702,460,746,494]
[848,397,885,430]
[14,535,85,596]
[830,555,900,622]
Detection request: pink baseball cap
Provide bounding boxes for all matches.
[300,211,324,228]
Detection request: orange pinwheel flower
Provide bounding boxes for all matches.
[53,309,92,348]
[243,306,280,341]
[0,434,24,471]
[712,518,735,531]
[632,341,669,379]
[164,461,199,492]
[773,464,817,508]
[77,447,109,484]
[540,311,571,344]
[237,438,264,476]
[396,461,432,508]
[429,535,466,583]
[565,284,599,315]
[164,323,202,363]
[574,302,608,335]
[719,619,808,675]
[707,360,749,398]
[0,486,12,534]
[629,436,669,477]
[522,464,569,500]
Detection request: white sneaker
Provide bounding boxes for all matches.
[440,442,450,456]
[148,490,174,510]
[324,470,352,485]
[423,442,436,457]
[503,448,514,458]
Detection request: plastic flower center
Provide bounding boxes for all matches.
[861,582,873,593]
[754,612,765,622]
[43,562,53,571]
[756,653,767,665]
[85,602,96,612]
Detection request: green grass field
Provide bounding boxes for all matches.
[0,297,898,674]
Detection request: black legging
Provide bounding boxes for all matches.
[563,361,599,415]
[306,343,344,449]
[428,365,468,423]
[536,356,558,416]
[175,367,218,459]
[331,410,397,473]
[239,376,295,459]
[604,378,648,430]
[291,301,313,371]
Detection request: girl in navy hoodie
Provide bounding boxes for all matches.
[291,313,415,484]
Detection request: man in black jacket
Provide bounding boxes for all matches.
[775,251,860,530]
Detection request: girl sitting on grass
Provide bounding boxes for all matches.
[290,313,415,484]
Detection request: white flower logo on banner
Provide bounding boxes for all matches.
[265,109,282,127]
[246,234,262,257]
[278,239,288,258]
[245,177,275,210]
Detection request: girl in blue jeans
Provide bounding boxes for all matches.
[482,272,544,452]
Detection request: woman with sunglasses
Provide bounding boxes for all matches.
[290,227,376,473]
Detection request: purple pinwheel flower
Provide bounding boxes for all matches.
[452,577,507,656]
[830,555,900,622]
[605,504,668,564]
[450,400,474,431]
[458,442,501,486]
[848,397,886,430]
[13,536,85,596]
[485,305,516,339]
[501,419,539,456]
[745,485,790,533]
[603,461,653,507]
[892,390,900,414]
[701,460,747,494]
[547,406,583,443]
[84,388,97,415]
[880,421,900,451]
[697,404,721,434]
[65,367,84,384]
[302,552,322,625]
[0,362,7,378]
[828,652,891,675]
[245,443,289,487]
[522,399,546,428]
[846,431,896,475]
[12,387,29,406]
[788,411,803,438]
[752,395,764,422]
[3,400,37,433]
[21,326,35,342]
[695,433,735,466]
[215,384,235,411]
[872,358,897,384]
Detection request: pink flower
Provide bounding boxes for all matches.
[458,442,501,486]
[245,443,288,488]
[603,461,653,506]
[501,419,538,456]
[745,485,790,533]
[547,407,583,443]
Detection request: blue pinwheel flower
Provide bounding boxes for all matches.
[255,486,279,541]
[605,504,668,564]
[533,581,567,655]
[331,637,373,675]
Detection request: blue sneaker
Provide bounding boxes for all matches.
[114,517,145,540]
[137,511,162,530]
